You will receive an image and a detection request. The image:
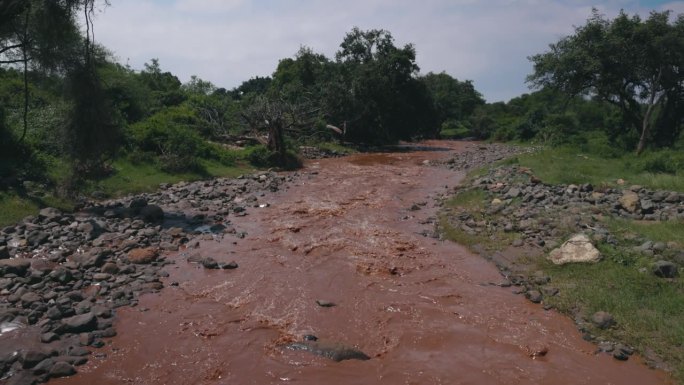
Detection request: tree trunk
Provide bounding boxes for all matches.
[267,122,285,157]
[19,2,30,142]
[636,69,663,156]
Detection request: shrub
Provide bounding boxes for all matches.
[127,106,206,172]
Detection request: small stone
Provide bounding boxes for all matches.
[127,248,158,264]
[525,290,543,303]
[201,257,219,269]
[92,273,111,281]
[0,245,9,259]
[219,261,238,269]
[100,262,119,274]
[652,242,667,252]
[591,311,615,329]
[316,300,336,307]
[41,332,59,343]
[68,347,90,357]
[512,239,524,247]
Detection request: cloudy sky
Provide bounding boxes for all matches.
[90,0,684,102]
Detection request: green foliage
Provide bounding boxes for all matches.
[528,9,684,153]
[62,62,122,176]
[421,72,484,135]
[246,145,302,170]
[127,105,206,172]
[139,58,186,110]
[516,136,684,191]
[541,255,684,382]
[99,62,153,123]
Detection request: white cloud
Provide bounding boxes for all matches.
[89,0,682,102]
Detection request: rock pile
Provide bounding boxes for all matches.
[445,165,684,265]
[438,143,538,171]
[0,171,295,384]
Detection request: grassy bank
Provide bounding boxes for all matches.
[441,143,684,382]
[512,145,684,192]
[0,156,256,227]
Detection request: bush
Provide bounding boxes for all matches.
[634,150,684,175]
[247,145,302,170]
[127,106,206,172]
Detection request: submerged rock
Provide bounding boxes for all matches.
[286,341,370,362]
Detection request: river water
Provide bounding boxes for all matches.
[56,141,667,385]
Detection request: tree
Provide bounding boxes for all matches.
[240,94,315,163]
[330,28,438,143]
[528,9,684,154]
[420,72,485,130]
[0,1,108,141]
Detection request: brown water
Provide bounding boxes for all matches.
[56,141,668,385]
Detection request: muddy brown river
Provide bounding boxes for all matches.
[55,141,668,384]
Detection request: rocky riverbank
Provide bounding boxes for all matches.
[437,143,683,370]
[0,171,297,384]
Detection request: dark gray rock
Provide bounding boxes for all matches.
[653,260,678,278]
[286,341,370,362]
[20,350,49,369]
[201,257,219,269]
[0,258,31,275]
[59,313,97,333]
[139,205,164,223]
[40,332,59,343]
[220,261,238,269]
[48,361,76,378]
[316,300,336,307]
[0,245,10,259]
[525,290,543,303]
[32,358,54,375]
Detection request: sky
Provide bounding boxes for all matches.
[89,0,684,103]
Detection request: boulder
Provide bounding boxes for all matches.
[0,258,32,275]
[652,260,678,278]
[619,191,640,213]
[49,361,76,378]
[139,205,164,223]
[548,234,600,265]
[59,313,97,333]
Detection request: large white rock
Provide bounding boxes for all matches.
[548,234,601,265]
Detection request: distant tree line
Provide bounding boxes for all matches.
[1,4,682,193]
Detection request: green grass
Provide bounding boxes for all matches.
[0,157,255,226]
[604,218,684,246]
[514,146,684,192]
[445,188,487,209]
[84,158,254,197]
[539,254,684,382]
[440,126,470,139]
[315,142,358,155]
[440,188,516,251]
[0,192,73,227]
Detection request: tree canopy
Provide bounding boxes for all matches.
[528,9,684,153]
